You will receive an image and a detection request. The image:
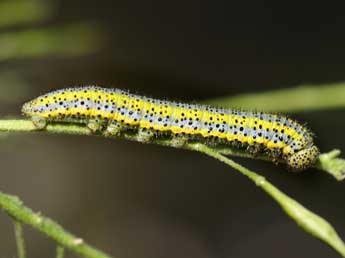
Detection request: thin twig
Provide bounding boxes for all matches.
[0,193,113,258]
[14,221,26,258]
[56,246,65,258]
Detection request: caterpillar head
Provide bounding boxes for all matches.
[22,100,36,117]
[22,92,52,118]
[22,97,48,129]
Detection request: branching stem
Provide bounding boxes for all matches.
[0,119,345,257]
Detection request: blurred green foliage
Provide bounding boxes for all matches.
[205,83,345,113]
[0,0,54,28]
[0,23,104,60]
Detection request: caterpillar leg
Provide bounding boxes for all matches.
[136,127,155,143]
[171,135,188,148]
[105,120,123,136]
[31,116,47,129]
[287,145,319,171]
[246,144,262,157]
[87,119,104,133]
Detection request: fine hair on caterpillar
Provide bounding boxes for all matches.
[22,86,319,171]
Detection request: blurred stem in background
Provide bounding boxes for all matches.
[0,0,105,61]
[205,82,345,113]
[0,0,54,28]
[0,23,105,61]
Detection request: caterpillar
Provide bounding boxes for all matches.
[22,86,319,171]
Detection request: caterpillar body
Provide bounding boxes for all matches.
[22,86,319,171]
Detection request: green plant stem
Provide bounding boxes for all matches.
[190,143,345,257]
[57,246,65,258]
[0,193,113,258]
[14,221,26,258]
[0,119,343,181]
[1,119,345,257]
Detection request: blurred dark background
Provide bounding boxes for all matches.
[0,1,345,257]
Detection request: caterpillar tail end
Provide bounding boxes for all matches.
[287,145,319,171]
